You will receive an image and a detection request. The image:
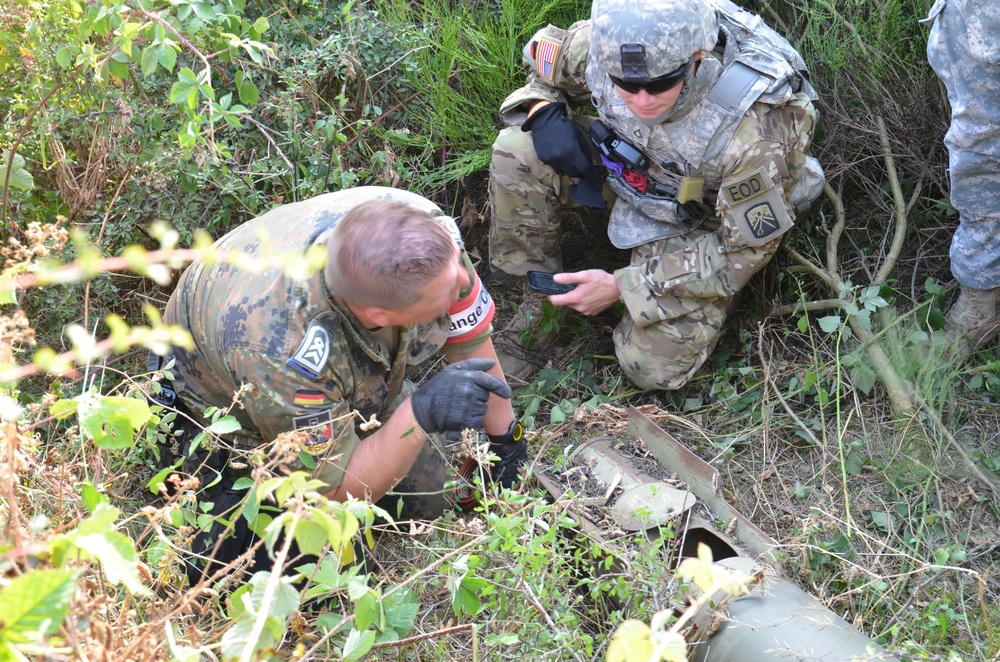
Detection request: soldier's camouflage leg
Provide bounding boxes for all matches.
[613,300,728,391]
[489,125,567,276]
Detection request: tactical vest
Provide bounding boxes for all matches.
[586,0,825,244]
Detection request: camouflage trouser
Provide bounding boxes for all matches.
[489,124,574,275]
[489,124,730,390]
[614,233,729,390]
[489,117,612,276]
[376,381,458,520]
[926,0,1000,289]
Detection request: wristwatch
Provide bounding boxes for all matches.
[488,420,524,446]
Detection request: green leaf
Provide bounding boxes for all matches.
[169,80,195,107]
[75,531,150,595]
[849,362,877,396]
[236,571,300,622]
[316,613,351,634]
[455,582,482,617]
[932,547,949,566]
[818,315,842,333]
[146,463,179,495]
[140,46,158,77]
[844,446,864,477]
[870,511,890,531]
[250,16,269,39]
[49,398,78,419]
[0,152,34,191]
[157,45,177,72]
[383,589,418,636]
[77,393,150,449]
[108,57,130,79]
[606,620,654,662]
[238,79,259,105]
[797,315,809,333]
[293,519,328,556]
[220,614,280,660]
[56,47,74,68]
[342,628,376,662]
[550,405,566,424]
[0,569,78,643]
[193,1,217,20]
[80,482,108,512]
[354,591,378,631]
[77,502,120,536]
[206,415,241,435]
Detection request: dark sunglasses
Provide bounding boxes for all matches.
[610,62,688,95]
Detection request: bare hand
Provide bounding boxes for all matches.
[547,270,620,316]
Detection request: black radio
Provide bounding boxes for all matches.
[590,120,650,173]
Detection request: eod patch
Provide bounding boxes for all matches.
[722,168,792,247]
[292,409,336,455]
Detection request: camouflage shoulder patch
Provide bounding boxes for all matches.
[722,168,793,247]
[287,320,331,378]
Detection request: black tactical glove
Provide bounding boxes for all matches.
[569,167,608,209]
[522,102,595,179]
[411,358,512,434]
[487,421,528,489]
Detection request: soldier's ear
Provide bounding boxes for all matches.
[364,307,393,328]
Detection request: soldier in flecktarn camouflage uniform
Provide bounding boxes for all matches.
[489,0,825,389]
[925,0,1000,355]
[159,186,526,583]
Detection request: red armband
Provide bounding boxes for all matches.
[447,271,495,345]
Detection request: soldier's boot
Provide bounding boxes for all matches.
[494,287,566,383]
[945,284,1000,356]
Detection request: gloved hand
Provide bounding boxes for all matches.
[410,358,512,434]
[522,102,594,179]
[488,440,528,489]
[486,421,528,489]
[569,167,608,209]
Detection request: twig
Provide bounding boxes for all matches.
[2,78,70,236]
[246,116,295,173]
[756,323,824,449]
[84,160,137,330]
[518,576,587,662]
[771,298,848,316]
[340,90,420,151]
[369,623,476,650]
[873,116,909,286]
[141,11,212,87]
[382,533,488,600]
[239,511,299,662]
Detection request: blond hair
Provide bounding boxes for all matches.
[325,200,456,309]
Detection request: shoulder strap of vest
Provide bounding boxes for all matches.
[707,60,764,112]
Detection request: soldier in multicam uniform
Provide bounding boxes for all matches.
[925,0,1000,354]
[490,0,825,389]
[159,186,526,581]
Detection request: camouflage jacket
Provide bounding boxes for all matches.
[499,0,823,327]
[163,187,481,489]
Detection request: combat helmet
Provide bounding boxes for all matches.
[590,0,719,85]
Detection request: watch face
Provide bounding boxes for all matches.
[511,422,524,442]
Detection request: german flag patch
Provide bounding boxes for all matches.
[294,389,325,406]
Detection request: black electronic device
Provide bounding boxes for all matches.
[526,271,577,295]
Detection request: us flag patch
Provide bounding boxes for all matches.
[535,39,560,81]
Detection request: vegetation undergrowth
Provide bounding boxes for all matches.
[2,0,998,660]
